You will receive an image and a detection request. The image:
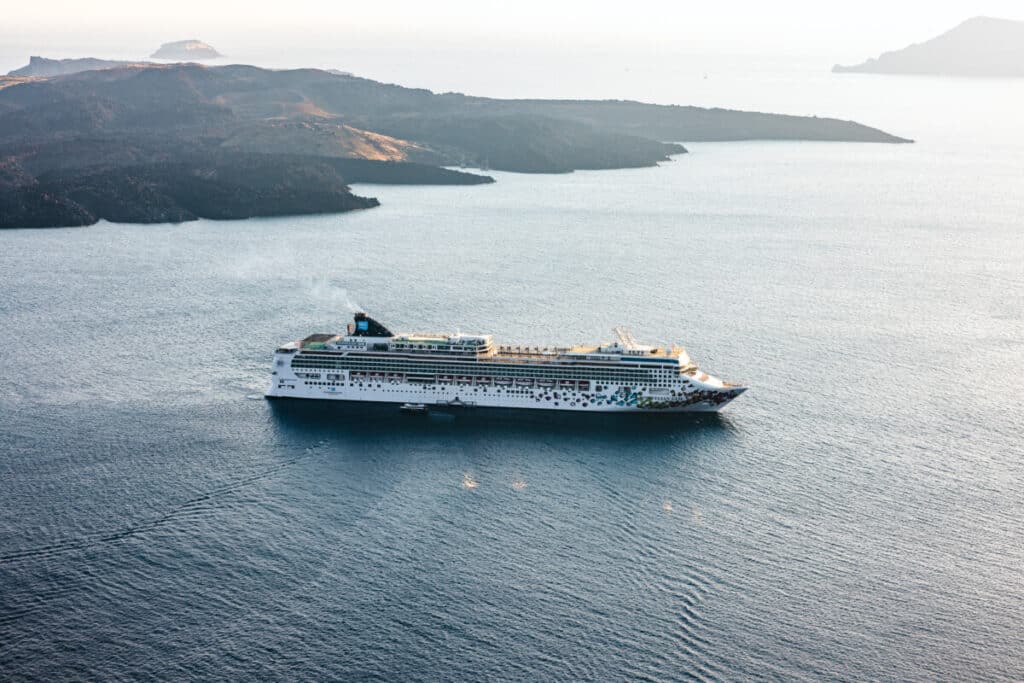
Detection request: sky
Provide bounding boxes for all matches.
[5,0,1024,57]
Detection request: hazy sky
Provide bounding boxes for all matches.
[7,0,1024,56]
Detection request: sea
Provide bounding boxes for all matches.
[1,45,1023,681]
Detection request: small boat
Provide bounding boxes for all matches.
[438,397,474,409]
[400,403,428,414]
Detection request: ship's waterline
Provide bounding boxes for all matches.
[267,312,746,413]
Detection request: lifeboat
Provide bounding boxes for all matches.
[559,380,577,389]
[578,380,590,390]
[457,376,473,384]
[439,375,454,383]
[537,379,556,387]
[494,377,513,386]
[515,378,534,386]
[475,377,493,385]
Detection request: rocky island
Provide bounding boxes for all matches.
[151,40,222,60]
[1,61,910,229]
[8,56,150,77]
[834,16,1024,77]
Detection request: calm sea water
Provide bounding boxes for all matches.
[2,58,1023,680]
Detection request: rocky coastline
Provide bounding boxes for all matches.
[0,61,910,229]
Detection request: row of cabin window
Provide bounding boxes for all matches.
[292,360,656,377]
[294,371,662,385]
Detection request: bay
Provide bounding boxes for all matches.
[1,62,1022,681]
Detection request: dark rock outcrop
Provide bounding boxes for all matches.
[0,159,94,228]
[0,150,496,229]
[0,153,379,228]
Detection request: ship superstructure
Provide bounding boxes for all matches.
[265,313,746,413]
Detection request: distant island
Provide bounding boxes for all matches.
[151,40,222,60]
[1,61,909,229]
[8,56,149,77]
[834,16,1024,77]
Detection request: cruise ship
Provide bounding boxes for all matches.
[265,313,746,413]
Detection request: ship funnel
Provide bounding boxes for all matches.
[350,312,395,337]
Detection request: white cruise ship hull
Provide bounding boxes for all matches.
[266,376,743,413]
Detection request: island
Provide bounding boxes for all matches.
[834,16,1024,77]
[8,56,150,77]
[0,61,910,229]
[151,40,222,60]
